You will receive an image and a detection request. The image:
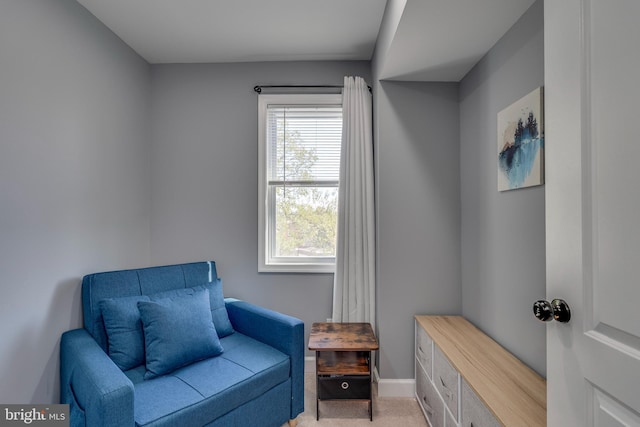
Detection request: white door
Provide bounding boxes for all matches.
[545,0,640,425]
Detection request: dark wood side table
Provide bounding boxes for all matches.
[308,322,379,421]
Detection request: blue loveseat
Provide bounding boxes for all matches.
[60,261,304,427]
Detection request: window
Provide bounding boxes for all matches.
[258,94,342,273]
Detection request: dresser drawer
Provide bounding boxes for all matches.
[318,375,370,400]
[445,405,457,427]
[416,366,445,427]
[461,379,500,427]
[416,322,433,378]
[434,345,459,421]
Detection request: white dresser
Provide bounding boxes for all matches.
[415,316,546,427]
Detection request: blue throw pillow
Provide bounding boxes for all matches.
[150,279,234,338]
[100,295,150,371]
[138,288,224,379]
[207,278,234,337]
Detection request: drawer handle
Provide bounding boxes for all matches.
[341,381,349,390]
[439,377,453,399]
[422,397,433,414]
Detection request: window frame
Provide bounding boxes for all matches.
[257,93,342,273]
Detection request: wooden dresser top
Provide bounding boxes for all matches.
[416,315,546,427]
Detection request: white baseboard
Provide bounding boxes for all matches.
[305,357,415,398]
[373,367,416,398]
[376,378,416,398]
[305,356,315,373]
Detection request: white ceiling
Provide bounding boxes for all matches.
[76,0,536,81]
[75,0,387,63]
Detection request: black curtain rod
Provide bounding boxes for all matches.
[253,84,371,94]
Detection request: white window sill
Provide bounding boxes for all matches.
[258,262,335,274]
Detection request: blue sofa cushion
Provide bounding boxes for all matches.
[126,333,290,427]
[99,295,150,371]
[137,289,224,379]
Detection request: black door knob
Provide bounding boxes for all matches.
[533,299,571,323]
[533,300,554,321]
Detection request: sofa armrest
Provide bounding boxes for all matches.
[225,298,304,419]
[60,329,134,427]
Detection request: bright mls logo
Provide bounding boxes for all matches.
[1,405,68,426]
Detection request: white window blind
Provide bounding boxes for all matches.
[266,105,342,184]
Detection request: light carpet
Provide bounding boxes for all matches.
[281,373,428,427]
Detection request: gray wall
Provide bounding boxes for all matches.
[149,61,371,355]
[374,81,462,379]
[0,0,151,403]
[459,0,546,376]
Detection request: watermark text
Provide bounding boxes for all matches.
[1,405,68,426]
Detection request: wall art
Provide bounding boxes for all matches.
[497,87,544,191]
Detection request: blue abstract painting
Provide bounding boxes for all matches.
[497,87,544,191]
